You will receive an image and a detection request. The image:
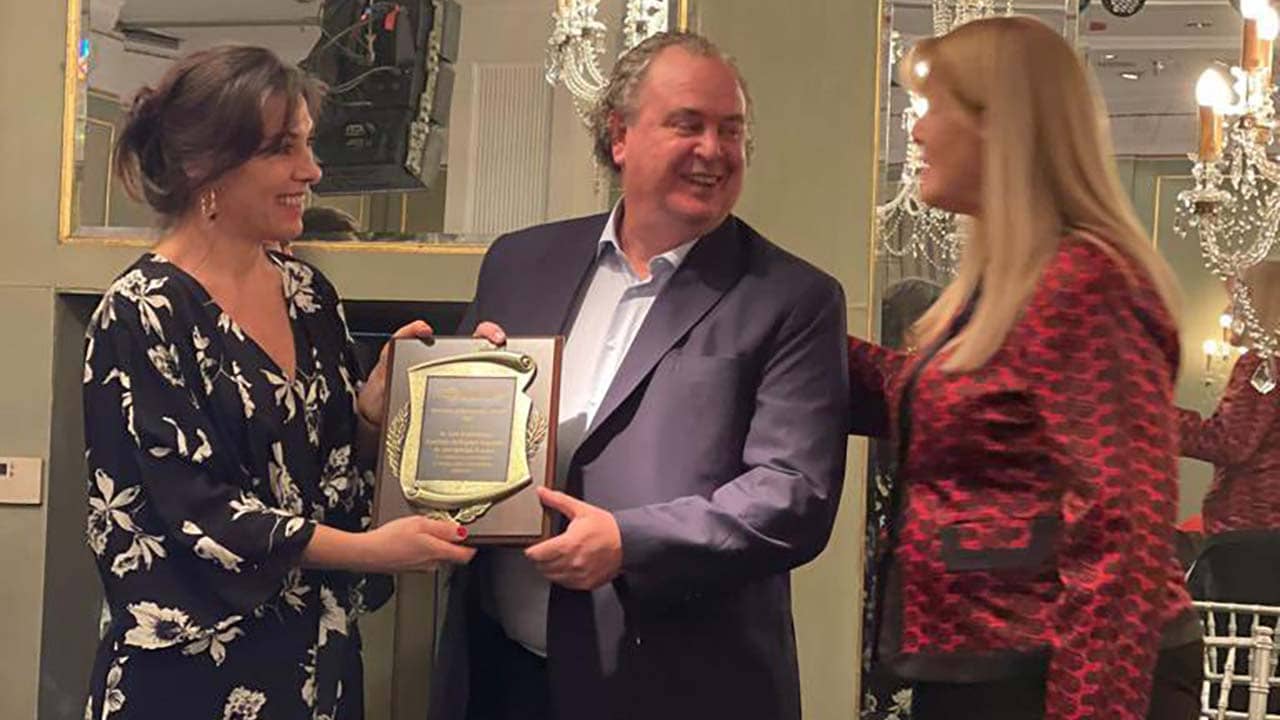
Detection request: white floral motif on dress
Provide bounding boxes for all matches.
[336,360,356,401]
[317,586,349,648]
[319,445,353,510]
[302,348,331,447]
[334,304,361,402]
[304,590,345,720]
[182,521,246,573]
[147,417,213,464]
[84,335,95,384]
[92,269,172,339]
[146,343,184,388]
[220,681,267,717]
[217,311,247,342]
[97,655,128,720]
[229,490,308,540]
[182,614,244,667]
[264,361,330,447]
[278,259,320,318]
[268,442,305,516]
[87,469,139,556]
[357,470,377,529]
[280,567,312,613]
[348,579,369,618]
[229,361,256,418]
[123,602,199,649]
[300,645,319,709]
[262,369,299,422]
[102,369,138,445]
[88,468,167,578]
[192,326,219,395]
[109,530,167,578]
[221,686,267,720]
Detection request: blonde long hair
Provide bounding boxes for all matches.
[902,16,1181,372]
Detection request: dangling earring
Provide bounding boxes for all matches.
[200,188,218,221]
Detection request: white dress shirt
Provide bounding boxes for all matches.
[485,203,698,655]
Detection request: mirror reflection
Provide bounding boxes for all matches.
[68,0,609,244]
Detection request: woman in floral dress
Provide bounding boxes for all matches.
[82,46,474,720]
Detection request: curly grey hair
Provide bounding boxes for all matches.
[588,31,755,175]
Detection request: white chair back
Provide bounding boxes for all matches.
[1197,601,1280,720]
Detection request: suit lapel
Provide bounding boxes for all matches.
[582,217,746,443]
[524,215,608,335]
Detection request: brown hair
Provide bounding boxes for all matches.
[588,31,754,175]
[114,45,324,221]
[301,205,360,241]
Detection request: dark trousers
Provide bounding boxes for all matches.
[465,610,553,720]
[911,641,1203,720]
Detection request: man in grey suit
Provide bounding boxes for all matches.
[432,31,850,720]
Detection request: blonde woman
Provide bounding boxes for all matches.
[848,17,1201,720]
[1181,261,1280,606]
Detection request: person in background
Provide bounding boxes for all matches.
[1181,259,1280,605]
[846,16,1201,720]
[82,45,473,720]
[860,277,943,720]
[300,205,362,244]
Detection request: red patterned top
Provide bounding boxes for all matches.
[1179,351,1280,535]
[849,238,1195,720]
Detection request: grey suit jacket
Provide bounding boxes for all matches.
[430,212,850,720]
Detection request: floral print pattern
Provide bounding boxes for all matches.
[82,253,391,719]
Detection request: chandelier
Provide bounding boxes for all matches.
[876,0,1013,277]
[546,0,672,122]
[1176,0,1280,393]
[931,0,1008,34]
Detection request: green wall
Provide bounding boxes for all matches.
[693,2,879,716]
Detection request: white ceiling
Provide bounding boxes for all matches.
[85,0,496,99]
[115,0,322,26]
[887,0,1244,158]
[88,0,326,98]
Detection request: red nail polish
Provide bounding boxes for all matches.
[457,526,468,539]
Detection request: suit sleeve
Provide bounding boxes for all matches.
[1028,253,1181,720]
[456,233,510,335]
[613,276,850,604]
[847,335,910,437]
[457,296,480,337]
[1177,352,1276,466]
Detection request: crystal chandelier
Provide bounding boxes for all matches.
[932,0,1005,34]
[1176,0,1280,393]
[546,0,672,122]
[876,0,1013,277]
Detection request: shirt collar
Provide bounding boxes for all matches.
[597,200,700,277]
